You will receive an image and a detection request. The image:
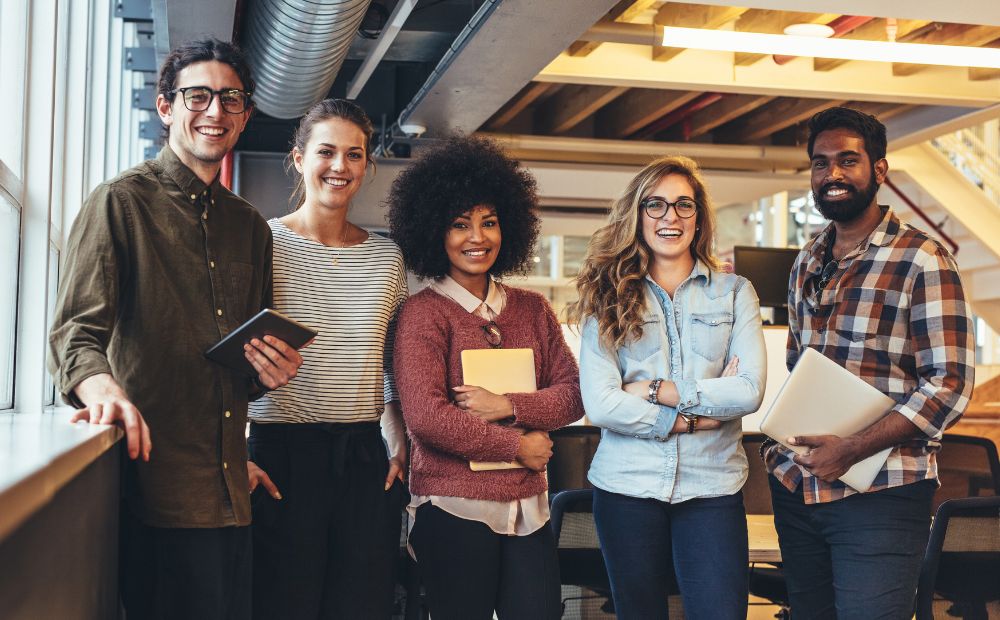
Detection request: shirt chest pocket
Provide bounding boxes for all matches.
[690,311,734,361]
[832,288,900,343]
[226,261,256,324]
[620,320,661,363]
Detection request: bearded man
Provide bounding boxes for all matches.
[762,106,975,620]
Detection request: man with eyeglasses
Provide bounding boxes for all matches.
[49,39,302,619]
[761,106,975,619]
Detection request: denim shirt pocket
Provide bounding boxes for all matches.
[619,319,660,362]
[690,311,734,361]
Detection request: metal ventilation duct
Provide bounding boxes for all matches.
[243,0,371,119]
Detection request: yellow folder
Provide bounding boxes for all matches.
[460,348,536,471]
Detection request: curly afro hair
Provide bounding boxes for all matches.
[387,135,540,279]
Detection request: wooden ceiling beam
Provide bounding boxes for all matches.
[537,84,629,134]
[718,97,847,142]
[734,9,837,66]
[893,24,1000,76]
[652,4,749,62]
[596,88,702,138]
[813,19,932,71]
[668,94,777,140]
[485,82,554,130]
[843,101,917,123]
[567,0,659,57]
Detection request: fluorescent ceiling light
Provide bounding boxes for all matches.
[661,26,1000,69]
[783,23,834,38]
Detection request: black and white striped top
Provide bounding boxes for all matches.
[249,219,408,423]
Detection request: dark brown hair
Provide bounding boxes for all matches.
[156,39,254,137]
[286,98,376,210]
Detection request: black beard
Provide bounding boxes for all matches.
[814,176,879,223]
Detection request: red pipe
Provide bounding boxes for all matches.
[220,151,234,190]
[632,93,725,140]
[773,15,874,65]
[884,177,959,255]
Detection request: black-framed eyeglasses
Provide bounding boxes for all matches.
[640,196,698,220]
[169,86,252,114]
[481,321,502,349]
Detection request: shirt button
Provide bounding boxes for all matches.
[190,193,197,200]
[210,260,216,268]
[224,410,231,418]
[202,212,208,220]
[217,308,223,316]
[223,462,228,469]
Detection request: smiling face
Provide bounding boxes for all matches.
[156,60,251,180]
[445,205,501,292]
[293,116,368,212]
[810,127,887,223]
[640,173,698,269]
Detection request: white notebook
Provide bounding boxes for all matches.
[759,347,895,492]
[460,348,536,471]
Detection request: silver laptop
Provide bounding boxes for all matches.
[759,347,894,492]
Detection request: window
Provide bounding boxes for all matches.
[0,190,18,409]
[0,0,27,175]
[0,0,27,409]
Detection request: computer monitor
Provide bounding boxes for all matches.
[732,246,801,325]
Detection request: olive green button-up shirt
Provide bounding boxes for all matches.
[49,146,272,528]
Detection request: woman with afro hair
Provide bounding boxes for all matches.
[389,135,584,620]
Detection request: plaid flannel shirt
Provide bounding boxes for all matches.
[764,206,975,504]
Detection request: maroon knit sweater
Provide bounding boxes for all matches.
[394,285,584,501]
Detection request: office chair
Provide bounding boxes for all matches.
[550,488,615,617]
[915,495,1000,620]
[742,432,791,620]
[547,425,601,494]
[935,434,1000,513]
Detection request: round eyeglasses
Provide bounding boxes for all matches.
[640,197,698,220]
[170,86,252,114]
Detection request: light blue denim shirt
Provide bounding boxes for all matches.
[580,261,766,503]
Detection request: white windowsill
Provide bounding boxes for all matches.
[0,408,122,542]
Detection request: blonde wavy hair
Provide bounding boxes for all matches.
[566,155,723,351]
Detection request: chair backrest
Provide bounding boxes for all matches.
[915,495,1000,620]
[549,488,611,593]
[934,434,1000,513]
[547,425,601,494]
[741,432,774,515]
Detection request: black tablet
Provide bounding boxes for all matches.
[205,308,318,376]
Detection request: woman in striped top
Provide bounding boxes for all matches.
[247,99,409,619]
[389,136,584,620]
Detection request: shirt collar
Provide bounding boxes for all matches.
[642,259,710,289]
[807,205,895,275]
[157,145,219,203]
[432,275,505,315]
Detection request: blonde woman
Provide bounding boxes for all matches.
[568,156,766,619]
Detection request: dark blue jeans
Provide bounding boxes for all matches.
[768,476,936,620]
[593,487,749,620]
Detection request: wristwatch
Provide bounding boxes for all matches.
[648,378,663,404]
[679,413,699,433]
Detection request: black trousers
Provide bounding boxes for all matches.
[120,507,252,620]
[409,503,562,620]
[249,421,407,620]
